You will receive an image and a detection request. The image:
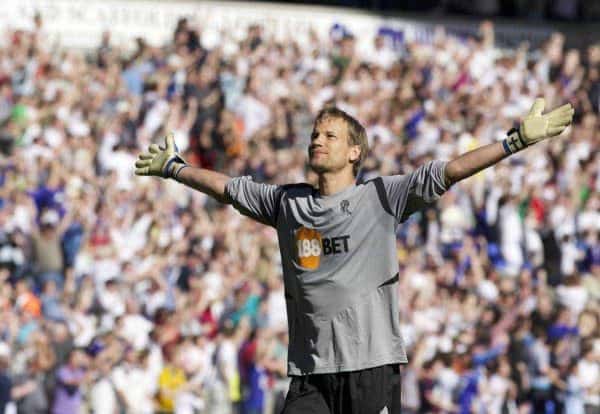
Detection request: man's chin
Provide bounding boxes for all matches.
[309,162,327,174]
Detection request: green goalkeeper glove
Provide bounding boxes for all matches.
[134,133,188,179]
[502,98,574,154]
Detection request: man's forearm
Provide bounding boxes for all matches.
[444,142,509,187]
[173,166,231,204]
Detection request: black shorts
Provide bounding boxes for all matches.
[281,363,401,414]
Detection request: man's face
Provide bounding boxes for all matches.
[308,117,359,175]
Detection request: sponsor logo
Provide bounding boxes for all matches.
[322,235,350,255]
[294,226,350,270]
[295,227,322,270]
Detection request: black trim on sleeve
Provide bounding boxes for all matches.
[372,177,395,218]
[378,273,399,288]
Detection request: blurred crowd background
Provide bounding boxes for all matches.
[282,0,600,21]
[0,4,599,414]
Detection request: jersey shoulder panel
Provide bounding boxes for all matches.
[280,182,315,200]
[361,176,395,218]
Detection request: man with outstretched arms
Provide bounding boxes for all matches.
[134,99,573,414]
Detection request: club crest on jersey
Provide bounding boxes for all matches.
[340,199,351,215]
[294,226,350,270]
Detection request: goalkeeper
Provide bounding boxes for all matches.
[135,99,573,414]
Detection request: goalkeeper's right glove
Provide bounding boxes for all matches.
[134,133,188,179]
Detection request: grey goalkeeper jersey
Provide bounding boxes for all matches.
[224,160,448,375]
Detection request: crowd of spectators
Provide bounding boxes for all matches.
[0,10,598,414]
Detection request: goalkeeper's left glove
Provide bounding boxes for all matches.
[134,133,188,179]
[502,98,574,154]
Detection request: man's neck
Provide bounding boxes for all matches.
[317,171,355,196]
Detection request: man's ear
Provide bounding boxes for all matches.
[349,145,361,163]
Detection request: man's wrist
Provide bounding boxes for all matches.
[163,157,178,178]
[172,163,189,180]
[502,127,528,154]
[163,156,187,178]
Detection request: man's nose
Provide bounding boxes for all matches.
[311,134,325,146]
